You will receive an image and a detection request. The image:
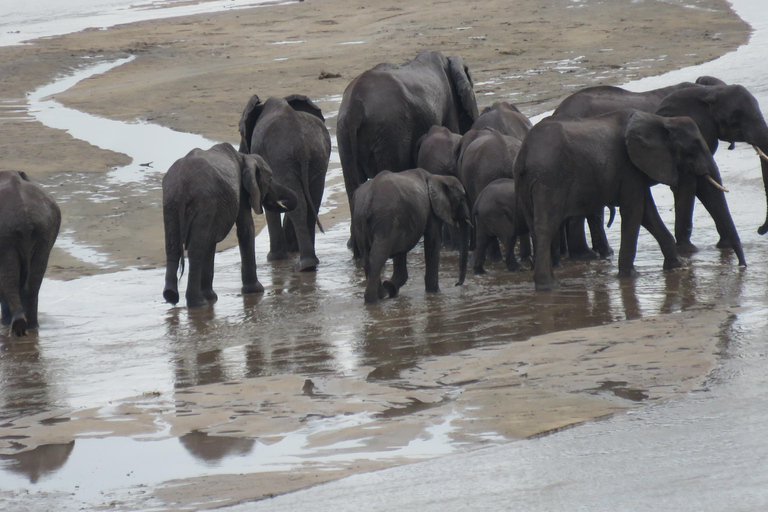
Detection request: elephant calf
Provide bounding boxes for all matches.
[351,168,470,304]
[162,143,297,308]
[472,178,529,274]
[0,171,61,336]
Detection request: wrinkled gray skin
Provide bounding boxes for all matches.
[162,143,297,308]
[351,169,471,304]
[553,77,751,267]
[239,94,331,272]
[656,84,768,249]
[472,178,530,274]
[338,51,478,254]
[471,102,532,140]
[515,110,728,291]
[0,171,61,336]
[415,125,463,178]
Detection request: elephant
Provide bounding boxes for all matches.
[514,109,736,291]
[0,171,61,336]
[471,178,529,274]
[239,94,331,272]
[162,142,297,308]
[337,50,479,210]
[415,125,463,178]
[655,84,768,244]
[552,77,751,264]
[351,168,471,304]
[471,101,532,141]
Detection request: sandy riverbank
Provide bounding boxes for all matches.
[0,0,752,510]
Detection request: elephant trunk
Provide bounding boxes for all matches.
[456,220,470,286]
[263,181,298,213]
[756,143,768,235]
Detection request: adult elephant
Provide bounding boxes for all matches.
[351,169,470,304]
[337,50,479,209]
[514,110,738,291]
[471,101,532,141]
[162,142,297,308]
[0,171,61,336]
[655,84,768,245]
[239,94,331,272]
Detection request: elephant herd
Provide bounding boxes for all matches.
[3,50,768,335]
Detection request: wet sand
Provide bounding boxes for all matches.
[0,0,754,509]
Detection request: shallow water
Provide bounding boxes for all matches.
[1,0,768,508]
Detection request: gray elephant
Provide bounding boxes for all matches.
[162,142,297,308]
[471,101,532,141]
[0,171,61,336]
[239,94,331,272]
[472,178,529,274]
[351,168,471,304]
[655,84,768,245]
[514,110,736,291]
[337,50,479,209]
[415,125,463,178]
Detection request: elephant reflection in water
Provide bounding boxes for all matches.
[179,430,254,464]
[0,441,74,483]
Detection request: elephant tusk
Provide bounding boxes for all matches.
[465,218,474,228]
[706,175,729,193]
[277,200,288,209]
[754,145,768,162]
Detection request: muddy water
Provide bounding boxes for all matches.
[2,0,768,507]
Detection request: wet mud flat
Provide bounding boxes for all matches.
[0,0,760,510]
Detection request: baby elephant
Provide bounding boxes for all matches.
[162,143,297,308]
[472,178,529,274]
[0,171,61,336]
[351,168,470,304]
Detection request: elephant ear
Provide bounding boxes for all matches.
[238,94,263,154]
[16,171,30,182]
[284,94,325,122]
[448,56,479,132]
[427,175,458,227]
[241,154,271,214]
[625,111,678,187]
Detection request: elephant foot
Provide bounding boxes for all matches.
[617,268,639,278]
[186,295,209,308]
[715,238,733,250]
[534,278,560,291]
[382,280,399,298]
[296,257,319,272]
[473,266,486,275]
[163,287,180,305]
[663,257,685,271]
[203,289,218,303]
[267,251,289,262]
[241,282,265,294]
[675,240,699,255]
[596,247,614,259]
[11,314,27,337]
[568,248,600,260]
[506,261,521,272]
[758,223,768,236]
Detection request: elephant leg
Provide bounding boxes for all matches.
[201,248,217,303]
[266,211,288,261]
[486,238,503,261]
[532,220,559,291]
[673,176,698,254]
[641,190,683,271]
[504,234,521,271]
[1,301,10,325]
[384,253,408,297]
[236,204,264,294]
[24,249,51,330]
[283,217,299,253]
[696,182,746,266]
[184,224,212,308]
[287,203,320,272]
[566,217,597,259]
[0,252,26,335]
[424,224,441,293]
[163,207,182,305]
[518,233,532,260]
[587,210,613,258]
[617,205,642,278]
[364,237,390,304]
[472,222,491,274]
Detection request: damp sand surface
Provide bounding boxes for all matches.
[0,0,763,510]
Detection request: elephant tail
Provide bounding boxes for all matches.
[301,158,325,234]
[606,206,616,228]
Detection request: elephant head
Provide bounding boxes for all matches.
[658,84,768,234]
[239,153,297,214]
[625,111,721,188]
[427,174,471,285]
[238,94,325,154]
[447,56,479,134]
